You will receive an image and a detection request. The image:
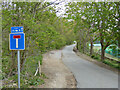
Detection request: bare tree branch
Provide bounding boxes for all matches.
[36,1,64,11]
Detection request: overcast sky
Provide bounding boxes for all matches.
[46,0,72,17]
[44,0,106,17]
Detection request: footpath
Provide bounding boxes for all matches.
[37,50,76,88]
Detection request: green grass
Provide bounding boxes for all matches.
[103,59,120,69]
[91,55,100,60]
[90,53,119,69]
[2,54,46,88]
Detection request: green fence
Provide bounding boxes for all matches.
[105,48,120,58]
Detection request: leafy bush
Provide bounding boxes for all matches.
[91,55,95,58]
[2,2,75,88]
[3,54,46,88]
[91,55,99,60]
[29,76,44,86]
[103,60,119,69]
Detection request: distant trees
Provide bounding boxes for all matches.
[65,2,119,60]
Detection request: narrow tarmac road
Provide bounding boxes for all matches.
[62,44,118,88]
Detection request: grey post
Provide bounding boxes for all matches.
[17,50,20,88]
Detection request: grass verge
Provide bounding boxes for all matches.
[2,55,47,88]
[90,54,120,69]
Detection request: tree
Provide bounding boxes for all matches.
[2,1,75,82]
[65,2,119,60]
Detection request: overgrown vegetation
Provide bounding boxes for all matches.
[65,2,119,69]
[2,2,75,88]
[90,53,120,69]
[65,2,119,61]
[2,1,120,88]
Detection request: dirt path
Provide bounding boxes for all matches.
[37,50,76,88]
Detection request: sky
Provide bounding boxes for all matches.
[44,0,110,17]
[46,0,72,17]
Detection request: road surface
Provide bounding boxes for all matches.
[62,44,118,88]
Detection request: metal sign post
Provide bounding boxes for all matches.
[9,26,25,88]
[17,50,20,88]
